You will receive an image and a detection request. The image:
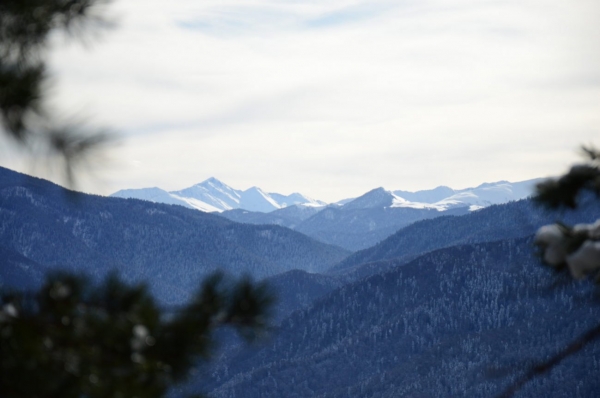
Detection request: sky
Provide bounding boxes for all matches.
[1,0,599,202]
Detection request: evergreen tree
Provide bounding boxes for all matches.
[1,4,275,397]
[534,146,600,279]
[497,146,600,398]
[0,0,113,184]
[0,272,273,397]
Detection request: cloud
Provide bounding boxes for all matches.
[3,0,599,201]
[305,3,390,28]
[175,1,399,36]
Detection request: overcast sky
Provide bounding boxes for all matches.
[2,0,599,202]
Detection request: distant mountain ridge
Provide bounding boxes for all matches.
[111,178,326,213]
[112,177,542,251]
[111,178,541,215]
[217,179,542,251]
[331,193,600,279]
[384,179,540,211]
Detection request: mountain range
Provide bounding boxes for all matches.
[113,178,541,251]
[111,177,540,214]
[111,177,326,213]
[4,167,599,397]
[191,193,600,398]
[220,180,542,252]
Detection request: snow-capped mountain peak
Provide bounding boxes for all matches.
[340,179,540,212]
[170,178,241,211]
[342,188,395,210]
[240,187,281,213]
[197,177,230,189]
[110,178,326,213]
[429,179,539,209]
[110,177,540,215]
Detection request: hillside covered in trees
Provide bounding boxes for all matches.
[2,167,600,397]
[0,167,349,304]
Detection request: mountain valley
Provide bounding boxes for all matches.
[2,167,598,398]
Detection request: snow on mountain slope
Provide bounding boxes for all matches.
[390,195,446,210]
[110,178,326,213]
[170,177,242,211]
[269,192,326,208]
[343,187,445,211]
[341,178,540,212]
[393,186,455,203]
[239,187,281,212]
[428,179,540,209]
[341,188,393,210]
[169,195,222,213]
[110,178,541,215]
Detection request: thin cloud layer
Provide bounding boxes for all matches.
[2,0,599,201]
